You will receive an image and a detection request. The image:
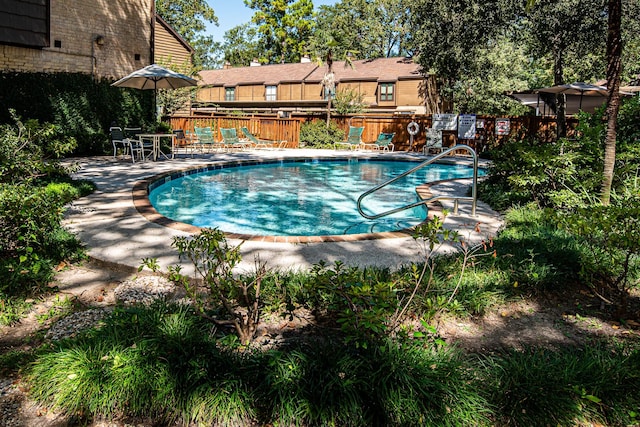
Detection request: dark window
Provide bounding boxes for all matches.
[379,83,394,102]
[0,0,49,48]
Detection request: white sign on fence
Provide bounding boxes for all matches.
[495,118,511,135]
[432,113,458,131]
[457,114,476,139]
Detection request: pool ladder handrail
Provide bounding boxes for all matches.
[357,145,479,220]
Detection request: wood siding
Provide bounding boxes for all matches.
[154,20,192,67]
[0,0,49,47]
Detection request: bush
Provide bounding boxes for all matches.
[557,192,640,312]
[300,119,345,147]
[479,96,640,211]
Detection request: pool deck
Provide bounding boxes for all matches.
[63,149,503,276]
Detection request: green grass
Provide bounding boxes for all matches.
[25,300,640,426]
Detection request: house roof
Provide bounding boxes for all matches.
[198,57,424,87]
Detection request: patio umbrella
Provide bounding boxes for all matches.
[535,82,632,112]
[111,64,197,118]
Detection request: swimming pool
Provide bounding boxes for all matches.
[148,159,480,237]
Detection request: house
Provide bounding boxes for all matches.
[196,57,440,116]
[0,0,192,80]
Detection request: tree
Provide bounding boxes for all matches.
[311,0,412,59]
[523,0,607,138]
[455,35,534,115]
[600,0,622,205]
[222,24,262,67]
[408,0,519,112]
[155,0,219,69]
[244,0,315,64]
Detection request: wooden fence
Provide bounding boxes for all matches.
[169,114,578,152]
[168,116,302,148]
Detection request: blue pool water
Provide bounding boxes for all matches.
[149,159,480,236]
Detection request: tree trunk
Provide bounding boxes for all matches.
[601,0,622,206]
[325,51,334,127]
[553,47,567,139]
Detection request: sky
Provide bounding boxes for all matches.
[204,0,338,42]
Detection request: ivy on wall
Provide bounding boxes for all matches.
[0,72,154,155]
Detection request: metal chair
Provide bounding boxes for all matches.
[110,127,142,162]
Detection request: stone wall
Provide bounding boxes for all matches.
[0,0,152,80]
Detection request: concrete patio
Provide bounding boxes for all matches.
[62,149,502,277]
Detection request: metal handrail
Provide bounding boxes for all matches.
[357,145,479,219]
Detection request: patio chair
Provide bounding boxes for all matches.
[334,126,364,150]
[361,132,395,151]
[240,126,287,149]
[193,126,220,153]
[110,126,144,162]
[172,129,199,157]
[423,128,444,154]
[220,128,252,151]
[124,127,154,160]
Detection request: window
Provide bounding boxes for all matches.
[225,87,235,101]
[265,85,277,101]
[379,83,395,102]
[323,86,336,100]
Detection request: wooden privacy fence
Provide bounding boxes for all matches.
[169,114,577,152]
[168,116,302,148]
[329,115,578,152]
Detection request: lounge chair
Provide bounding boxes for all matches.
[361,132,395,151]
[110,126,144,162]
[194,126,220,153]
[220,128,252,151]
[423,128,444,154]
[240,126,287,149]
[335,126,364,150]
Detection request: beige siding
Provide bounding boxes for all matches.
[0,0,152,79]
[196,86,223,102]
[303,83,323,100]
[359,82,378,105]
[397,80,423,106]
[236,84,263,101]
[155,23,191,68]
[279,83,302,101]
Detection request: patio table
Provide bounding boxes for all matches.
[138,133,176,161]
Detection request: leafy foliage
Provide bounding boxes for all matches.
[0,72,152,155]
[333,87,366,115]
[311,0,413,59]
[558,197,640,311]
[26,299,640,426]
[142,228,267,345]
[0,116,89,323]
[222,23,263,67]
[244,0,315,64]
[155,0,219,69]
[299,119,345,147]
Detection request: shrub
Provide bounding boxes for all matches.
[333,88,366,115]
[557,192,640,313]
[0,72,154,155]
[142,228,269,345]
[300,119,345,147]
[479,96,640,212]
[0,111,77,185]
